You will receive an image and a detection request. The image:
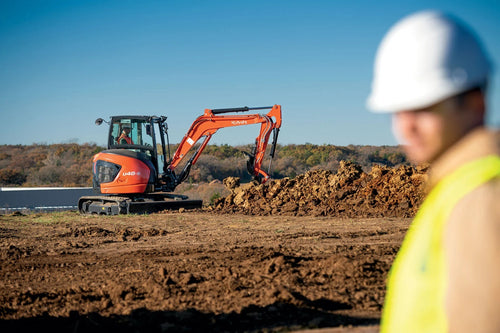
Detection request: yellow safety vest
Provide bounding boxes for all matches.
[381,155,500,333]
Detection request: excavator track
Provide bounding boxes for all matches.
[78,194,202,215]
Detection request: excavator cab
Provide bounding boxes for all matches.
[91,115,170,195]
[107,116,165,173]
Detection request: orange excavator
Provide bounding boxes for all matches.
[78,105,282,214]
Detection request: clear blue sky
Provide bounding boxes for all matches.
[1,0,499,146]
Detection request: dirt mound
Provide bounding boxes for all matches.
[212,161,428,217]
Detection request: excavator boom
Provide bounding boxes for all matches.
[167,105,282,187]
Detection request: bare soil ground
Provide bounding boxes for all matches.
[0,211,409,332]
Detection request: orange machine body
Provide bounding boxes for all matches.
[93,151,152,194]
[91,105,281,197]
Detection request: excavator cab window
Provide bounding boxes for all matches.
[153,122,165,174]
[110,119,154,148]
[108,117,162,175]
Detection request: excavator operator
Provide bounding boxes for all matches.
[117,125,134,145]
[367,11,500,332]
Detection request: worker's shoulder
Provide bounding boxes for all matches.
[456,175,499,212]
[447,176,500,236]
[453,128,500,160]
[429,128,499,188]
[479,128,500,154]
[487,128,500,152]
[444,175,500,333]
[465,176,500,205]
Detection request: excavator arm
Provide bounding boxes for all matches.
[165,105,282,188]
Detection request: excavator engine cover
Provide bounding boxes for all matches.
[93,149,156,194]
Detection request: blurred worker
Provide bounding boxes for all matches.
[117,125,134,144]
[367,11,500,332]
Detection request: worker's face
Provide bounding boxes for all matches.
[123,127,131,134]
[392,91,485,164]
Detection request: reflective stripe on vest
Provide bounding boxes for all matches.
[381,155,500,333]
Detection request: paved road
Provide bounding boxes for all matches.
[0,187,95,212]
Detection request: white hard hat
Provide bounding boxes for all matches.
[367,11,492,113]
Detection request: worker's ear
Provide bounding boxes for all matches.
[458,89,485,123]
[466,89,486,120]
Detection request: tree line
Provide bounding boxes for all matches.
[0,143,408,187]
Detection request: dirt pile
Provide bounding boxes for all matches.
[212,161,428,217]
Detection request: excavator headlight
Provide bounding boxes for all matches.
[94,160,121,184]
